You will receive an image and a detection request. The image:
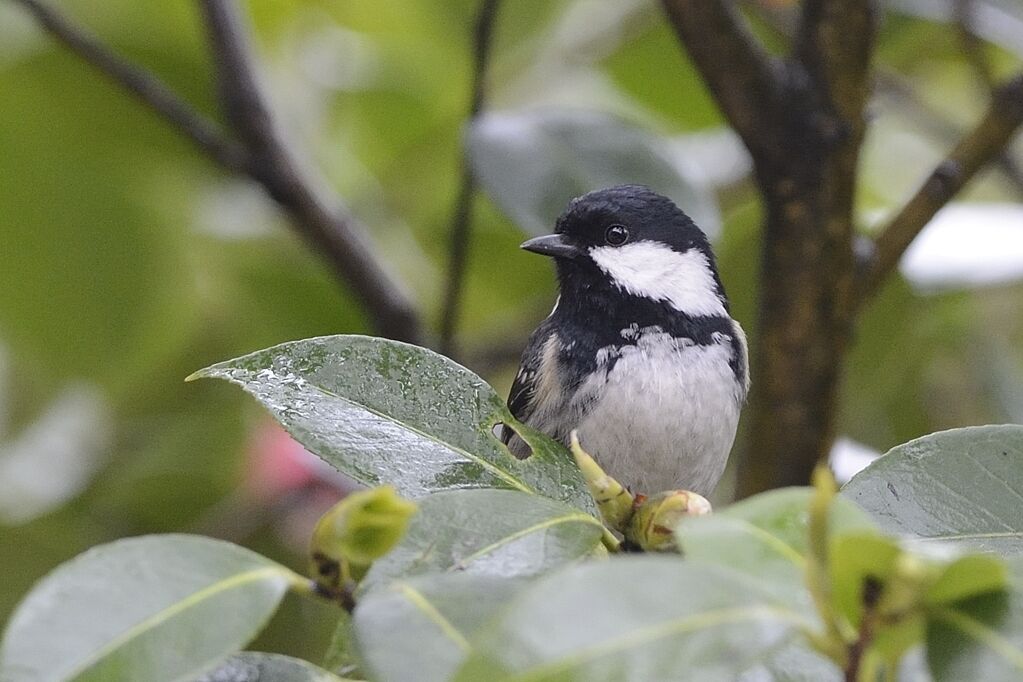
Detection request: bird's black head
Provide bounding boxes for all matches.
[521,185,728,318]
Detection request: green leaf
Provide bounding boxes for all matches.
[361,489,605,593]
[190,336,594,512]
[675,487,876,606]
[196,652,351,682]
[0,535,297,682]
[843,426,1023,554]
[830,533,903,629]
[830,533,1008,663]
[926,554,1008,606]
[927,557,1023,681]
[455,557,814,681]
[467,110,720,238]
[354,574,522,682]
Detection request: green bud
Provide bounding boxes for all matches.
[627,490,712,552]
[311,486,417,593]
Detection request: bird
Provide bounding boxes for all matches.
[502,185,749,496]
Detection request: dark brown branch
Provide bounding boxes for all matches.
[859,74,1023,304]
[9,0,250,173]
[198,0,421,342]
[13,0,422,343]
[659,0,787,162]
[796,1,877,127]
[438,0,502,357]
[951,0,1023,190]
[748,1,1023,193]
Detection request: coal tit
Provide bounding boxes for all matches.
[502,185,749,496]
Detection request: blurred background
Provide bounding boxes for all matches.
[1,0,1021,660]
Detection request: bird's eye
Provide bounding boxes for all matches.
[604,224,629,246]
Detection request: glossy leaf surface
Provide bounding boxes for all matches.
[0,535,296,682]
[362,489,603,593]
[843,426,1023,554]
[192,336,594,512]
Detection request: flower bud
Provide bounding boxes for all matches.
[628,490,712,552]
[311,486,417,592]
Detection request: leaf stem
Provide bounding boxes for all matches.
[807,465,854,664]
[600,527,621,553]
[845,576,882,682]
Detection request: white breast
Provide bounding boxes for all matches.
[571,329,742,495]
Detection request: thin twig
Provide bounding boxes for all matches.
[12,0,423,343]
[858,74,1023,304]
[877,71,1023,193]
[659,0,787,164]
[844,576,882,682]
[953,0,1023,190]
[438,0,502,357]
[8,0,250,173]
[198,0,421,342]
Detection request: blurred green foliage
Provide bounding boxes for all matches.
[0,0,1021,664]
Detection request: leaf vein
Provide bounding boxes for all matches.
[451,514,602,571]
[504,605,809,681]
[66,566,291,680]
[393,582,471,653]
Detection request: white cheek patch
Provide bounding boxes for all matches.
[588,241,726,316]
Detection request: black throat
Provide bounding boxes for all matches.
[548,275,744,382]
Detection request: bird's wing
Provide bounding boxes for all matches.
[501,324,552,444]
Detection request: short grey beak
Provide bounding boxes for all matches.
[520,233,581,259]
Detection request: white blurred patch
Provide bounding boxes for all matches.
[292,20,381,92]
[898,203,1023,292]
[0,384,112,525]
[830,437,880,485]
[0,4,43,67]
[194,180,277,240]
[664,128,752,191]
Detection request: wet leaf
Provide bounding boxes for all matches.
[676,487,876,606]
[190,336,594,512]
[354,574,521,682]
[361,489,604,593]
[197,652,350,682]
[843,426,1023,555]
[0,535,296,682]
[455,557,813,681]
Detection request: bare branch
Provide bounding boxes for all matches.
[746,2,1023,193]
[659,0,786,161]
[796,0,877,128]
[9,0,250,173]
[858,74,1023,304]
[439,0,502,357]
[877,70,1023,193]
[13,0,423,342]
[196,0,421,342]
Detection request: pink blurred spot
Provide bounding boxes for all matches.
[244,421,319,499]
